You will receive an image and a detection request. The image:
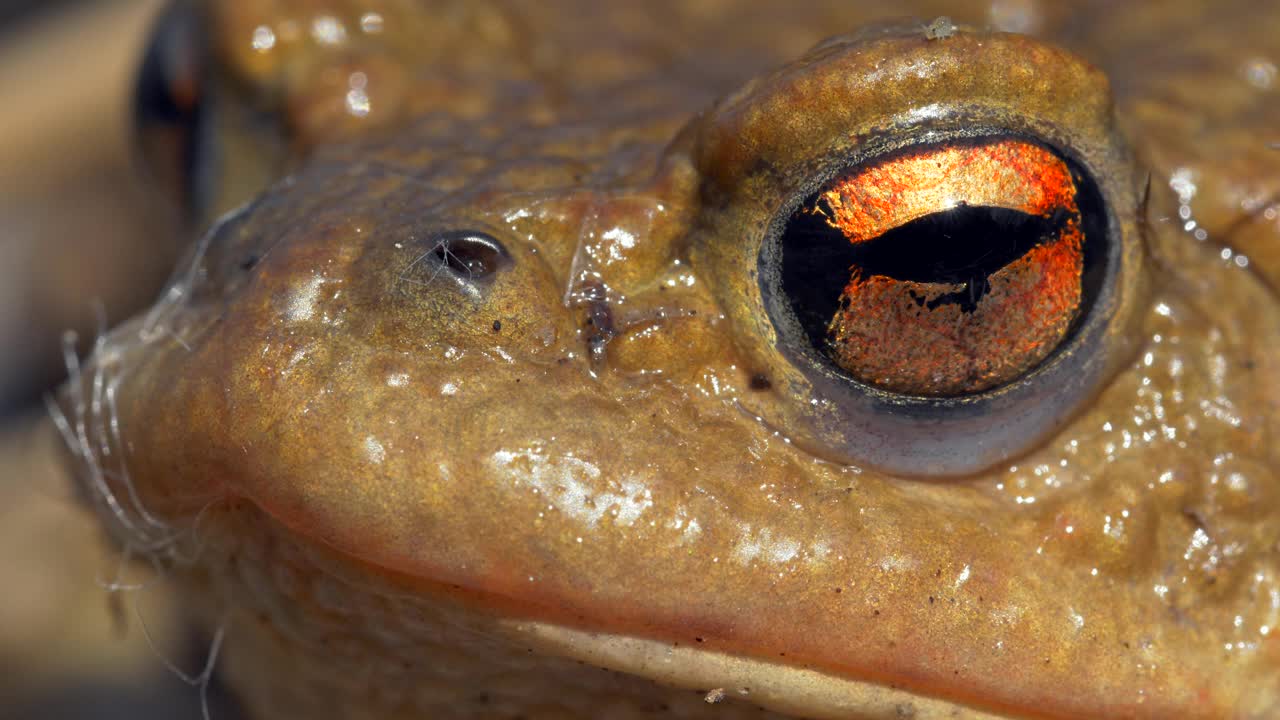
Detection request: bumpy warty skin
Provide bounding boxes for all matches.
[59,1,1280,718]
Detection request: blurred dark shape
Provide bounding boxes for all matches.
[0,0,182,416]
[0,0,77,29]
[0,673,243,720]
[0,2,232,719]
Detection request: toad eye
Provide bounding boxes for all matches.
[777,137,1106,397]
[693,28,1146,476]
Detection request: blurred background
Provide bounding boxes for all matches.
[0,0,237,717]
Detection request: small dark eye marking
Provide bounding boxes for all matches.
[428,230,512,279]
[773,136,1106,397]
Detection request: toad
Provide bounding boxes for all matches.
[58,1,1280,718]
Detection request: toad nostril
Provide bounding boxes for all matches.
[430,230,512,279]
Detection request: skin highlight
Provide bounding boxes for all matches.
[59,1,1280,719]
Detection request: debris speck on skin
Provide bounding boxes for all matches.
[925,16,956,40]
[704,688,727,704]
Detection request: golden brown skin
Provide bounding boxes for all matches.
[60,1,1280,718]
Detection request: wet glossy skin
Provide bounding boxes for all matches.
[61,1,1280,719]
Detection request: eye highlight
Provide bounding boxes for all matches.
[779,137,1105,397]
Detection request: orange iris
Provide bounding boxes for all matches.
[804,138,1087,396]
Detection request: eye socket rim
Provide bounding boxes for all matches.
[759,128,1116,408]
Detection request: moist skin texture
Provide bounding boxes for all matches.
[59,1,1280,719]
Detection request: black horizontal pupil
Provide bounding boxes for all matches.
[780,202,1063,345]
[843,204,1064,287]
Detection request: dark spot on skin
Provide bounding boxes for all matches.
[587,305,614,361]
[749,373,772,391]
[573,279,616,362]
[1182,507,1210,532]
